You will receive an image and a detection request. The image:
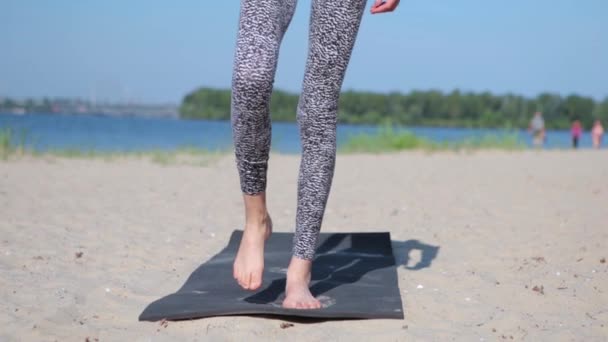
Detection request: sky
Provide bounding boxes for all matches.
[1,0,607,104]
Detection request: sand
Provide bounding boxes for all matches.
[1,150,607,341]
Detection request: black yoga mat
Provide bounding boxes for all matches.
[139,230,404,321]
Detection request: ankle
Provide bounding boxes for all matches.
[243,193,269,227]
[286,257,313,283]
[245,212,271,230]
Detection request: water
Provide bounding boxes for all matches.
[0,112,594,153]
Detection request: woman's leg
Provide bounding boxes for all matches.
[283,0,367,309]
[232,0,297,291]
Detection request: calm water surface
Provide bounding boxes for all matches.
[0,112,594,153]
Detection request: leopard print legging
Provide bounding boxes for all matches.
[231,0,366,260]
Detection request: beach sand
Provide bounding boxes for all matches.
[1,151,607,341]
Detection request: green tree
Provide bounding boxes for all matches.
[178,87,603,129]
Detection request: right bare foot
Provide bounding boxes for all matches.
[283,257,321,309]
[233,214,272,291]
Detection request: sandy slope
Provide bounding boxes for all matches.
[1,151,607,341]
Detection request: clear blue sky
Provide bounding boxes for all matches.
[2,0,607,103]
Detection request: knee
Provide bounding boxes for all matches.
[297,85,340,134]
[297,107,338,151]
[232,58,277,112]
[232,75,273,113]
[298,78,342,116]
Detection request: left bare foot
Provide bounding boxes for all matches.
[233,214,272,291]
[282,256,321,309]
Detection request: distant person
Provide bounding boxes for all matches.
[591,120,604,149]
[570,120,582,149]
[529,111,545,148]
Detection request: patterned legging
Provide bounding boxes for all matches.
[231,0,366,260]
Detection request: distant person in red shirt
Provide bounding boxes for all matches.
[570,120,582,149]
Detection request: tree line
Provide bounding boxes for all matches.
[0,97,177,117]
[180,87,608,129]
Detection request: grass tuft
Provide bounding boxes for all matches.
[0,127,224,166]
[341,124,525,153]
[341,125,434,153]
[0,127,28,160]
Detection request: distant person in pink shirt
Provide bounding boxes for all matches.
[591,120,604,149]
[570,120,582,149]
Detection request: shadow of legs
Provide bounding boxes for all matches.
[244,236,441,305]
[392,240,440,270]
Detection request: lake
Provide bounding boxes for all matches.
[0,112,594,153]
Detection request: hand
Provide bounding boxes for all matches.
[370,0,400,14]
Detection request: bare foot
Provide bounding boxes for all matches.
[282,257,321,309]
[233,215,272,291]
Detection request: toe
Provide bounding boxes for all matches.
[284,299,296,309]
[237,271,248,289]
[250,270,262,290]
[242,273,250,290]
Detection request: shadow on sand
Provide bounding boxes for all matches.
[244,234,440,305]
